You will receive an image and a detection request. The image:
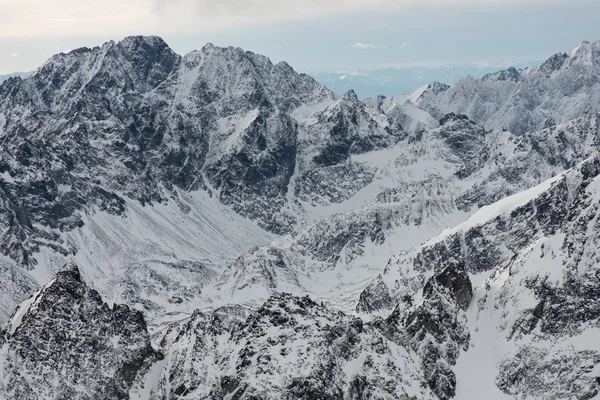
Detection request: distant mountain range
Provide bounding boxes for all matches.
[0,71,31,83]
[309,62,538,99]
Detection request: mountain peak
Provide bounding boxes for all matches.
[569,40,591,55]
[539,52,568,75]
[482,66,521,82]
[113,34,176,61]
[275,60,295,73]
[2,265,159,399]
[566,39,598,67]
[341,89,359,101]
[201,42,216,52]
[117,35,170,49]
[427,81,450,93]
[58,262,82,281]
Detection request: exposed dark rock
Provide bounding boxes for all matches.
[356,275,394,313]
[152,292,431,399]
[422,261,473,311]
[0,264,159,399]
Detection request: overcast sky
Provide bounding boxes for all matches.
[1,0,599,74]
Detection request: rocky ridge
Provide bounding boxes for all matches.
[362,155,600,399]
[0,265,159,399]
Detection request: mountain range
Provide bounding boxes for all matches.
[0,36,599,399]
[309,62,538,99]
[0,72,31,84]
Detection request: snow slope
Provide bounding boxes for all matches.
[369,155,600,399]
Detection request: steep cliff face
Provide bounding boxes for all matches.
[0,265,159,399]
[360,155,600,399]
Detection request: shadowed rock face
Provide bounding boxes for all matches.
[437,114,489,179]
[423,261,473,311]
[204,110,300,233]
[310,91,399,167]
[404,264,472,400]
[0,264,159,400]
[356,274,394,313]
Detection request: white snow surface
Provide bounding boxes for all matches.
[24,189,275,332]
[7,281,50,335]
[427,169,567,245]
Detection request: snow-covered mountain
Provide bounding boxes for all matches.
[309,62,538,100]
[367,154,600,399]
[1,36,600,399]
[0,72,31,84]
[400,40,600,134]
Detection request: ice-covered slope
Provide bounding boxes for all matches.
[43,190,274,331]
[358,155,600,399]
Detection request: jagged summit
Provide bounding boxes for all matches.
[341,88,359,101]
[482,66,521,82]
[0,262,159,399]
[120,34,170,46]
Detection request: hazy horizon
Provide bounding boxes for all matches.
[1,0,599,75]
